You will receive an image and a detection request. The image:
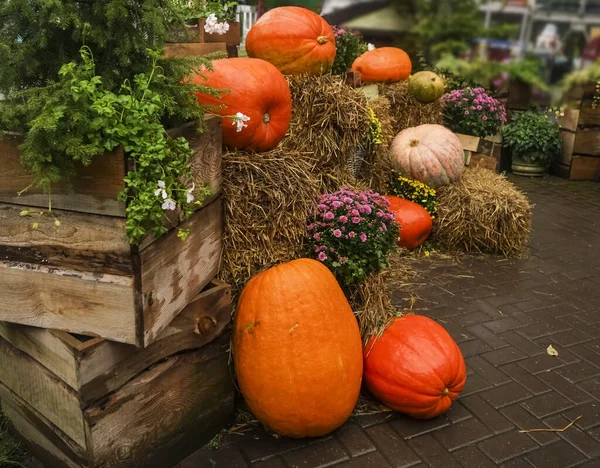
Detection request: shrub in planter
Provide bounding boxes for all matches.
[331,26,368,75]
[442,87,506,138]
[502,110,561,176]
[307,187,398,286]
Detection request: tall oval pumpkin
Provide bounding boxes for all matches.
[246,7,336,75]
[351,47,412,83]
[384,196,432,250]
[390,124,464,189]
[234,258,363,438]
[364,315,466,419]
[193,58,292,152]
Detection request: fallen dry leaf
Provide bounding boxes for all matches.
[547,344,559,357]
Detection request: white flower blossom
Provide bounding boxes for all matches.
[232,112,251,133]
[368,43,376,51]
[204,13,230,35]
[161,198,177,211]
[186,183,195,204]
[154,180,168,199]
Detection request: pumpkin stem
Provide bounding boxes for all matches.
[442,387,450,396]
[317,36,329,45]
[262,113,271,124]
[408,139,420,147]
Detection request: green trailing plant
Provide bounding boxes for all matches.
[502,110,562,165]
[331,26,368,75]
[389,172,437,219]
[11,47,218,244]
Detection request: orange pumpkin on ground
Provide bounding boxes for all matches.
[384,196,432,249]
[390,124,464,189]
[233,258,363,438]
[364,315,466,419]
[351,47,412,83]
[246,7,336,75]
[193,58,292,152]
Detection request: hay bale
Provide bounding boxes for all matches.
[220,149,321,294]
[432,168,532,256]
[378,82,445,134]
[285,74,371,182]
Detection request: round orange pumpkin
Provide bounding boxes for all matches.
[193,58,292,152]
[364,315,466,419]
[390,124,464,189]
[233,258,363,438]
[351,47,412,83]
[384,196,432,249]
[246,7,336,75]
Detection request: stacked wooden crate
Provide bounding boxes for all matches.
[456,133,503,172]
[554,85,600,181]
[0,117,235,468]
[164,19,241,59]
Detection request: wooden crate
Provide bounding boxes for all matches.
[0,281,234,468]
[456,133,502,172]
[0,118,224,347]
[163,42,228,58]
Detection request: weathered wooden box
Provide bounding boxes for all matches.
[0,118,224,346]
[456,133,502,172]
[0,280,234,468]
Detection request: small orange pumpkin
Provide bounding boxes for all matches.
[364,315,466,419]
[193,58,292,152]
[233,258,363,438]
[384,196,432,249]
[351,47,412,83]
[246,7,336,75]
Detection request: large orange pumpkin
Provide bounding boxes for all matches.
[245,7,336,75]
[351,47,412,83]
[364,315,466,419]
[233,258,363,438]
[193,58,292,152]
[390,124,465,189]
[384,196,432,249]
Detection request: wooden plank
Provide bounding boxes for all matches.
[456,133,480,152]
[0,261,138,345]
[573,129,600,156]
[476,137,495,157]
[470,153,498,171]
[0,384,88,468]
[558,108,581,132]
[0,203,132,276]
[0,136,126,217]
[344,71,362,88]
[551,161,571,179]
[570,156,600,181]
[76,280,232,404]
[86,333,234,468]
[558,130,576,166]
[492,142,502,161]
[140,198,223,346]
[577,101,600,128]
[0,338,87,448]
[0,323,79,391]
[163,42,227,58]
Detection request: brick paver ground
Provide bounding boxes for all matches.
[178,176,600,468]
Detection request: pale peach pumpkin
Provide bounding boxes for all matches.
[390,124,464,188]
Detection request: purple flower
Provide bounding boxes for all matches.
[332,201,343,209]
[360,233,368,243]
[339,215,348,223]
[465,111,470,115]
[381,222,388,232]
[483,115,488,121]
[352,217,361,224]
[325,211,334,220]
[477,105,482,110]
[349,231,356,238]
[313,233,321,241]
[351,209,360,217]
[317,204,327,211]
[318,252,327,262]
[339,257,347,264]
[333,229,342,238]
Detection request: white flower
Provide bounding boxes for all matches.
[154,180,167,199]
[186,183,195,204]
[232,112,251,133]
[161,198,177,211]
[368,43,376,51]
[204,13,230,35]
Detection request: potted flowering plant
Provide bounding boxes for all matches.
[442,87,507,169]
[167,0,240,46]
[306,187,398,286]
[502,110,561,176]
[331,25,369,78]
